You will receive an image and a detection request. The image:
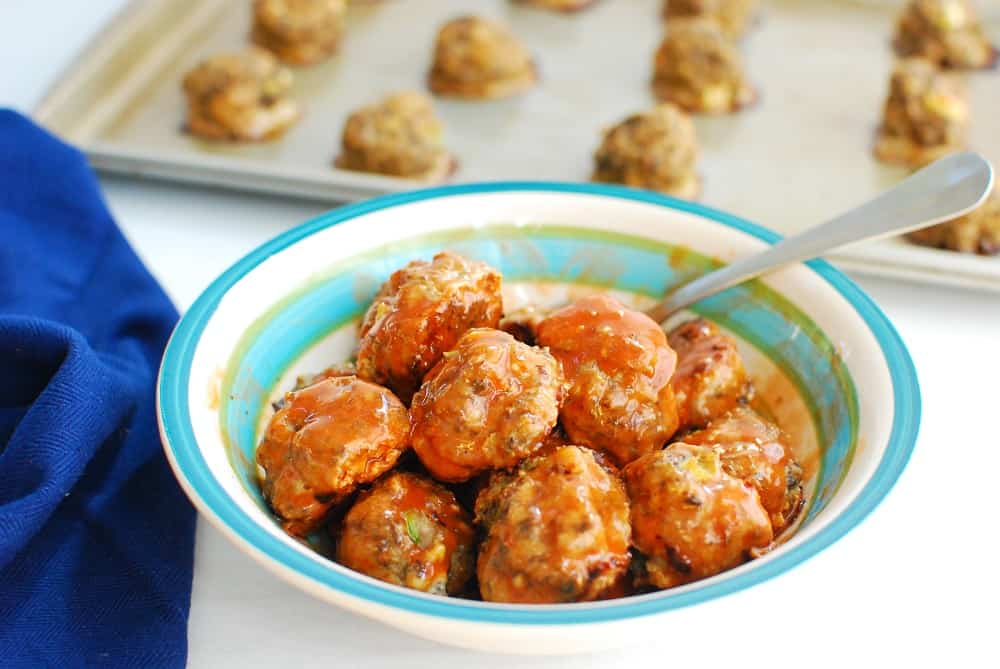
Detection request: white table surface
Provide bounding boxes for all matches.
[4,3,999,667]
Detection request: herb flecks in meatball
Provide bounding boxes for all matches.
[893,0,997,70]
[255,376,410,536]
[356,252,503,404]
[908,189,1000,255]
[668,318,750,431]
[663,0,758,39]
[652,18,755,114]
[624,443,772,590]
[536,294,680,467]
[251,0,347,65]
[337,471,475,595]
[593,103,700,199]
[411,328,564,482]
[182,48,299,141]
[428,16,537,99]
[875,58,968,168]
[336,92,454,180]
[475,445,632,603]
[683,407,804,534]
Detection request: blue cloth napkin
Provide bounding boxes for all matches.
[0,110,195,667]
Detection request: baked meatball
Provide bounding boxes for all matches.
[535,294,680,467]
[356,252,503,404]
[410,328,564,482]
[875,58,968,168]
[663,0,758,39]
[623,443,772,589]
[335,92,454,180]
[255,376,410,536]
[893,0,997,70]
[683,407,804,534]
[475,445,632,603]
[182,48,299,141]
[592,103,700,199]
[428,16,537,99]
[907,189,1000,254]
[668,318,750,431]
[336,471,475,595]
[513,0,598,12]
[251,0,346,66]
[652,18,755,114]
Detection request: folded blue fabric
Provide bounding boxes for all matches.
[0,111,195,667]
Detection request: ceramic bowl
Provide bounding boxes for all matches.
[157,182,919,654]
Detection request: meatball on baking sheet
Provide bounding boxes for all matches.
[41,0,1000,289]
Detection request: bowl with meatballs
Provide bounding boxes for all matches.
[158,181,919,654]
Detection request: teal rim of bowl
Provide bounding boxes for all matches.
[158,181,921,624]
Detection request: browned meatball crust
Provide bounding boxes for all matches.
[475,445,632,603]
[251,0,346,66]
[182,48,299,141]
[428,16,537,99]
[623,443,772,590]
[411,328,564,482]
[875,58,968,168]
[356,252,503,404]
[663,0,758,39]
[668,318,750,431]
[908,189,1000,255]
[336,471,475,595]
[652,18,755,114]
[335,92,455,180]
[592,104,700,199]
[256,376,410,536]
[514,0,599,12]
[536,294,680,467]
[683,407,804,534]
[893,0,997,70]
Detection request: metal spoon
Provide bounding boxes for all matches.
[646,151,994,324]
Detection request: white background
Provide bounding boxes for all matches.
[2,2,999,667]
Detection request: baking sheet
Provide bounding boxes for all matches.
[34,0,1000,290]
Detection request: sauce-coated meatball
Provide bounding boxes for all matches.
[536,294,679,467]
[356,252,503,404]
[683,407,803,534]
[475,445,631,603]
[256,376,410,536]
[410,328,563,482]
[337,471,475,595]
[668,318,750,431]
[623,443,772,589]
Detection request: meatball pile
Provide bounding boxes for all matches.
[255,253,806,602]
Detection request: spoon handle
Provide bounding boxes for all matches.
[647,151,994,323]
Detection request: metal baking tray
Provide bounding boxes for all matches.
[34,0,1000,290]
